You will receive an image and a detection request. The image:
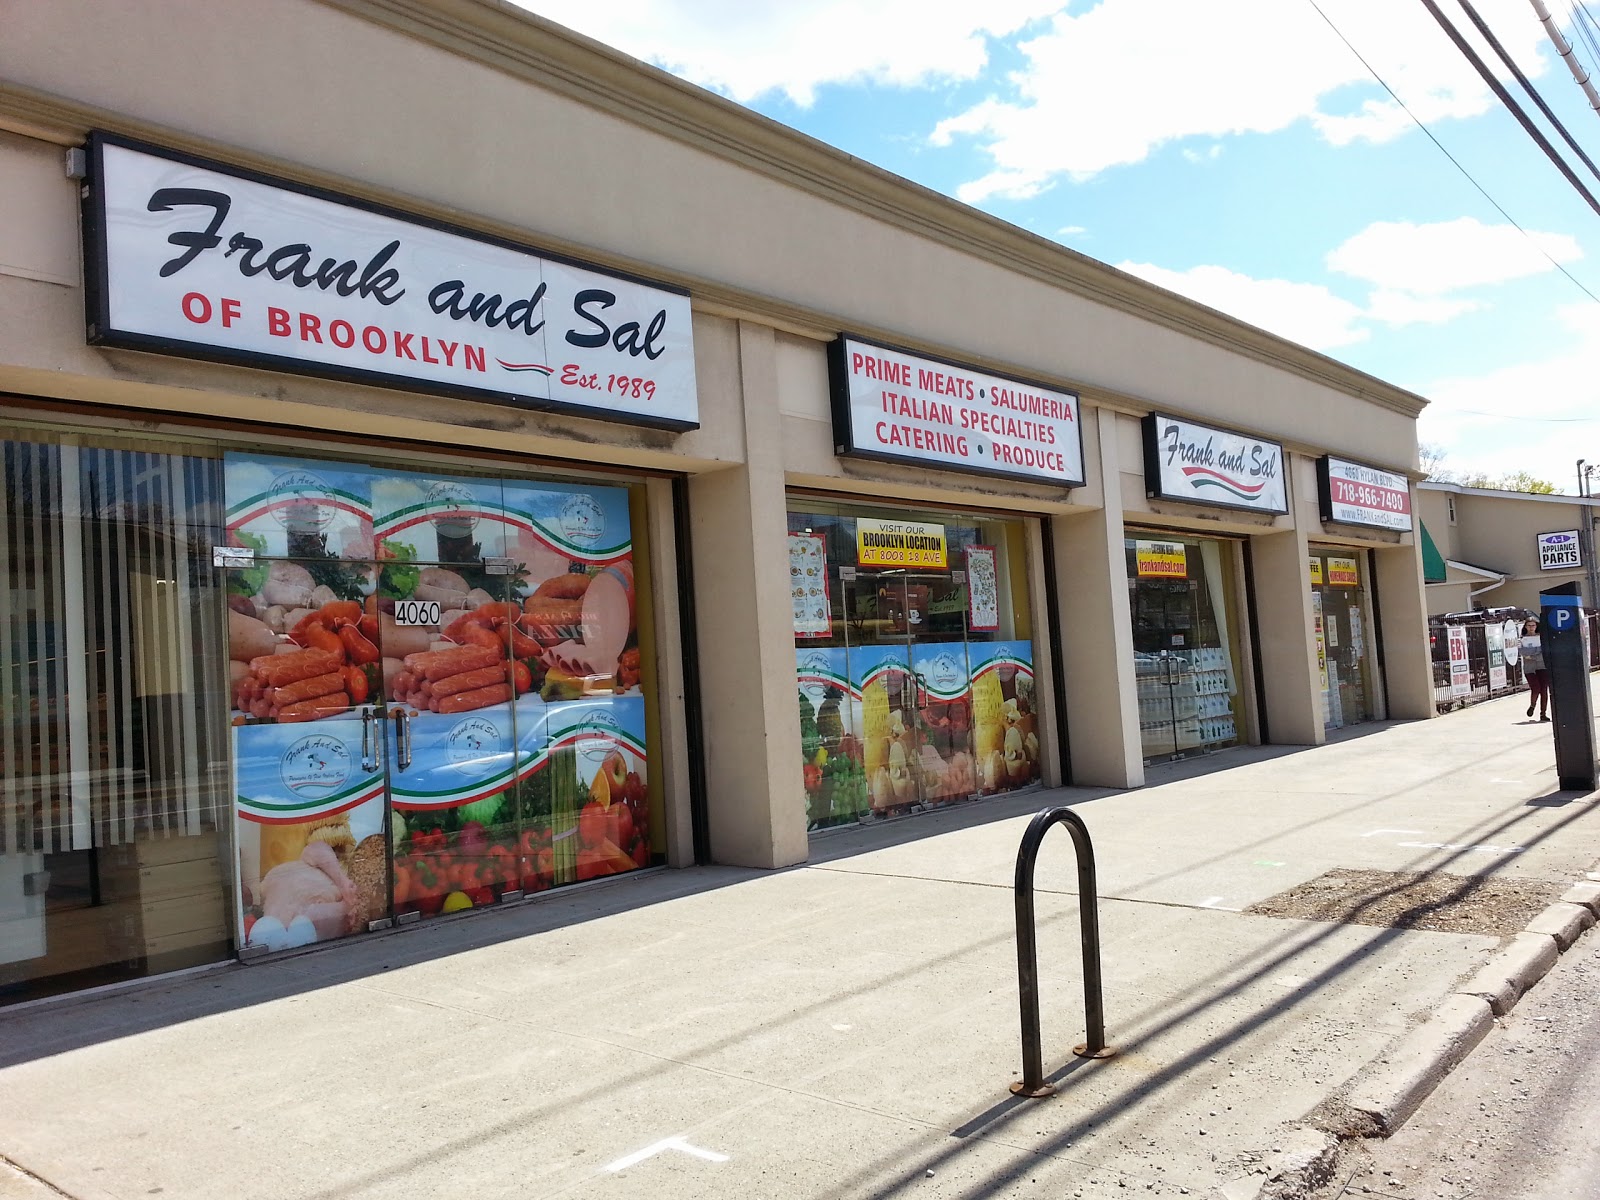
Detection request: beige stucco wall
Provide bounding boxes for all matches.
[1418,484,1597,615]
[0,0,1440,871]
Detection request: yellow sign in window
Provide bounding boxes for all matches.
[1327,557,1359,587]
[856,518,948,568]
[1136,540,1187,579]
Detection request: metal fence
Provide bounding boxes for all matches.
[1430,606,1600,713]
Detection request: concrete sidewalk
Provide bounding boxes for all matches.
[3,688,1598,1200]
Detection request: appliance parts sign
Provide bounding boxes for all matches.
[82,133,699,430]
[828,335,1085,487]
[1141,414,1287,514]
[1538,530,1582,570]
[1318,456,1413,531]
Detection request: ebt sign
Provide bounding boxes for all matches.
[82,133,699,430]
[1141,414,1287,514]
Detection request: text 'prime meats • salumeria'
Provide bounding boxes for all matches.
[829,336,1085,487]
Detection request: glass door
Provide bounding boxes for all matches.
[229,561,394,953]
[1127,536,1242,764]
[227,454,656,957]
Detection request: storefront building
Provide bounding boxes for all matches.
[0,0,1433,1004]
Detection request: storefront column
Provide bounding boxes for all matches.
[1373,540,1434,720]
[1250,525,1324,745]
[686,322,810,869]
[1055,408,1143,788]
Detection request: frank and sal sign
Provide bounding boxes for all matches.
[1141,414,1287,514]
[81,133,699,430]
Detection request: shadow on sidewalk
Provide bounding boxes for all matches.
[0,711,1589,1200]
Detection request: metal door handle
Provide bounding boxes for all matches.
[394,709,412,771]
[361,706,376,772]
[371,707,385,774]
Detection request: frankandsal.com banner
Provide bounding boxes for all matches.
[1317,456,1413,531]
[81,132,699,430]
[827,334,1086,487]
[1141,414,1288,514]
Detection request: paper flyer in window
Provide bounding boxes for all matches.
[964,544,1000,632]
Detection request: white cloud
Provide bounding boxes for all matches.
[516,0,1059,106]
[1420,304,1600,488]
[933,0,1549,197]
[1115,261,1370,351]
[1057,224,1086,236]
[1328,218,1583,294]
[1364,289,1482,326]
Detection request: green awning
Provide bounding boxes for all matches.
[1420,521,1446,584]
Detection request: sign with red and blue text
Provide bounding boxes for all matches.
[1318,456,1413,531]
[81,133,699,431]
[1141,414,1287,514]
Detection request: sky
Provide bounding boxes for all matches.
[517,0,1600,494]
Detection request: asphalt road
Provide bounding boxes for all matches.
[1315,921,1600,1200]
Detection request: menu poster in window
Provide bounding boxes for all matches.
[789,533,831,638]
[965,545,1000,632]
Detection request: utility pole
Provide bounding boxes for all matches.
[1581,458,1600,611]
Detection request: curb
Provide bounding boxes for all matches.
[1259,867,1600,1198]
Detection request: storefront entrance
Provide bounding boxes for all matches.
[1309,548,1377,730]
[790,500,1042,830]
[226,453,657,955]
[1125,534,1246,763]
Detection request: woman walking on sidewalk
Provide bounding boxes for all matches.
[1520,615,1550,721]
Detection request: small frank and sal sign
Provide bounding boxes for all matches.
[1141,414,1287,514]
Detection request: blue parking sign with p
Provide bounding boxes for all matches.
[1540,594,1582,631]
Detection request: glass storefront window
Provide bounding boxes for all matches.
[1,426,667,1004]
[1309,548,1375,730]
[224,453,661,956]
[2,430,233,1004]
[789,498,1040,832]
[1124,534,1245,763]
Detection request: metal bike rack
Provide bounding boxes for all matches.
[1011,805,1112,1098]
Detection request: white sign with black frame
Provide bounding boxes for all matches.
[1141,414,1288,514]
[1538,529,1583,570]
[82,133,699,430]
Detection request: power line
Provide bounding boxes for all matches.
[1456,0,1600,187]
[1301,0,1600,305]
[1418,0,1600,218]
[1572,1,1600,64]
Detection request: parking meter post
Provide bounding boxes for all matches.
[1539,582,1597,792]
